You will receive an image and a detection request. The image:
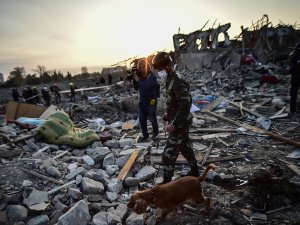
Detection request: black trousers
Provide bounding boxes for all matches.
[290,74,300,113]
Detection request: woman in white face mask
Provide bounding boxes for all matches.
[152,52,199,184]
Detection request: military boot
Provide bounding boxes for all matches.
[162,176,172,184]
[186,165,200,177]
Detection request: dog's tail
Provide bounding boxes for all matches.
[198,164,216,182]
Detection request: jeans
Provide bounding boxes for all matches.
[138,102,158,138]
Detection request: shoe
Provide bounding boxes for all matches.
[161,176,172,184]
[186,166,200,177]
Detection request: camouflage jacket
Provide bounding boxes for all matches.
[166,71,192,126]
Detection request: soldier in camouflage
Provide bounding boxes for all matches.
[152,52,199,183]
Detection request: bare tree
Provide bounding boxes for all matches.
[33,65,47,77]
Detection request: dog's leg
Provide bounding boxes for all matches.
[201,196,210,213]
[156,207,174,222]
[195,193,210,214]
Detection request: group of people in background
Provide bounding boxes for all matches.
[11,83,74,106]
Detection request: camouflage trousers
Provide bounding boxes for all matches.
[162,122,197,180]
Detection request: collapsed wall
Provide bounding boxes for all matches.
[173,15,300,71]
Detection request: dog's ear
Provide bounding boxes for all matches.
[134,199,148,214]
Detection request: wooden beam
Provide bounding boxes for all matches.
[205,110,300,148]
[151,154,203,164]
[20,168,63,185]
[13,134,33,143]
[228,100,264,118]
[201,143,213,166]
[206,155,245,163]
[278,159,300,176]
[251,98,272,111]
[190,128,236,133]
[117,150,139,181]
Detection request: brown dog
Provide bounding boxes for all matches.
[127,163,216,221]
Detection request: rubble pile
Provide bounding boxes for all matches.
[0,15,300,225]
[1,57,300,225]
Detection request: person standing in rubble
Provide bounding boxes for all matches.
[133,58,159,142]
[108,74,112,85]
[289,42,300,114]
[12,88,21,102]
[152,52,199,184]
[32,87,40,104]
[53,84,61,103]
[69,83,76,102]
[22,87,29,103]
[100,76,106,85]
[41,86,51,106]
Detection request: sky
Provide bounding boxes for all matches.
[0,0,299,80]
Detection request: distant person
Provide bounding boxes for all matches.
[69,82,76,102]
[22,87,30,103]
[100,76,106,85]
[133,58,159,142]
[108,74,112,85]
[41,86,51,106]
[53,84,61,104]
[26,86,34,104]
[289,42,300,114]
[32,87,40,104]
[12,88,20,102]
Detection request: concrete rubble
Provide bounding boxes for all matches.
[0,15,300,225]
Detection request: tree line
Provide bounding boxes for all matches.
[0,65,99,88]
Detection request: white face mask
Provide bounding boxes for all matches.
[157,70,168,79]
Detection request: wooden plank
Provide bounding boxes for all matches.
[265,131,300,148]
[13,134,33,143]
[117,150,138,181]
[205,110,300,148]
[201,142,213,166]
[251,98,272,111]
[239,101,244,117]
[5,101,18,120]
[20,168,63,184]
[39,105,61,119]
[201,132,231,140]
[228,100,264,118]
[15,103,46,119]
[216,137,230,147]
[6,101,47,120]
[151,154,203,164]
[192,113,218,122]
[278,159,300,176]
[206,155,245,163]
[190,128,236,133]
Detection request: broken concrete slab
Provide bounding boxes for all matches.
[23,189,48,207]
[57,200,91,225]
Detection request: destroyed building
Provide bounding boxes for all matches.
[0,14,300,225]
[173,14,300,71]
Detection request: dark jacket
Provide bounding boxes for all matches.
[289,49,300,75]
[166,71,192,126]
[133,73,158,104]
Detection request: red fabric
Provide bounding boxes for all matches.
[241,54,256,65]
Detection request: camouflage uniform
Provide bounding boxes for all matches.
[162,71,197,181]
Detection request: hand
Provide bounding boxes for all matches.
[162,113,168,121]
[134,74,139,81]
[166,123,175,133]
